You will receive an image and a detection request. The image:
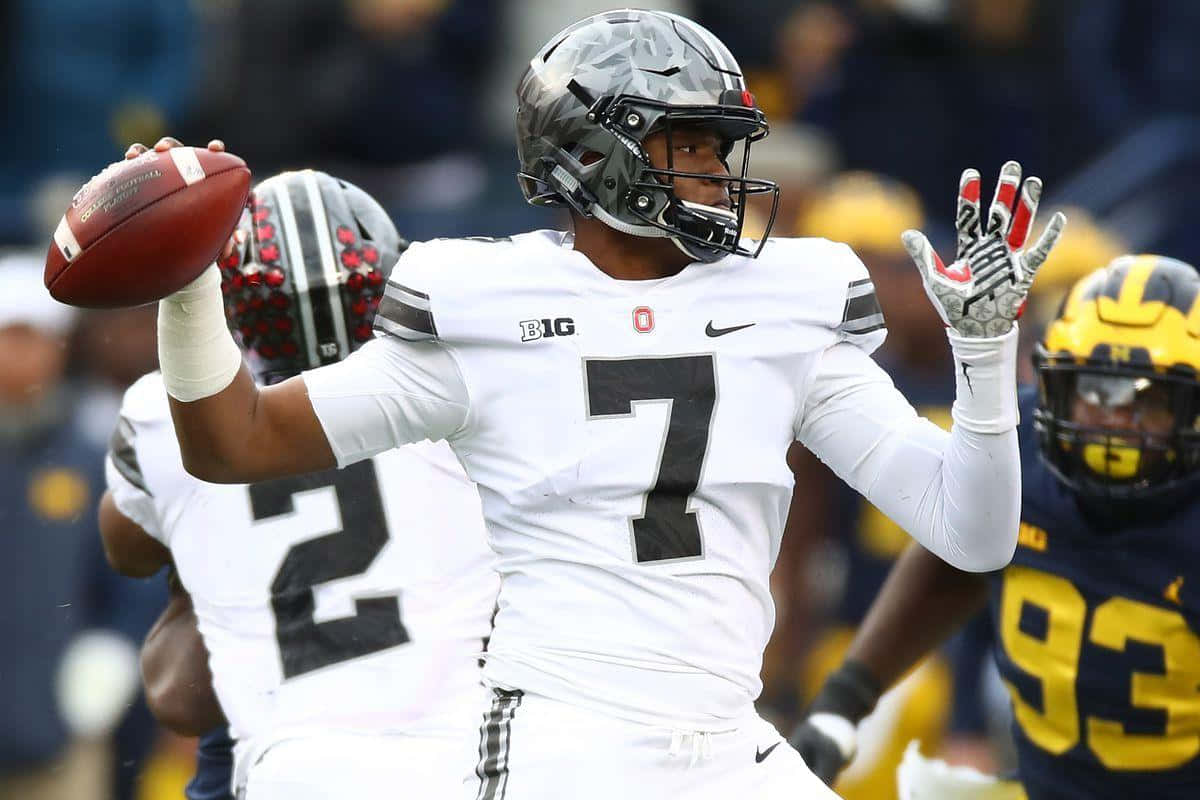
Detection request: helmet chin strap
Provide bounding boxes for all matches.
[591,203,672,238]
[588,194,739,264]
[663,199,739,263]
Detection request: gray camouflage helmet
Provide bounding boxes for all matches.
[516,9,779,263]
[219,170,407,385]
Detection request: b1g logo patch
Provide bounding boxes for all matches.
[520,317,576,342]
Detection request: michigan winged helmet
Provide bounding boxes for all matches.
[516,9,779,263]
[1034,254,1200,499]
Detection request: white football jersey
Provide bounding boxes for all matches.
[106,373,497,770]
[303,230,903,729]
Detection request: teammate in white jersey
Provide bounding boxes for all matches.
[121,10,1067,799]
[98,170,498,799]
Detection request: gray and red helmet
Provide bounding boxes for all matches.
[516,9,779,263]
[217,170,407,383]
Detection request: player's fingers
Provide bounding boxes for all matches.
[901,229,940,278]
[125,143,148,160]
[1006,176,1041,251]
[219,227,248,263]
[153,136,183,152]
[1023,211,1068,276]
[207,139,225,152]
[986,160,1021,237]
[955,168,982,259]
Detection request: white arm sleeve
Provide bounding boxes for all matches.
[797,342,1020,572]
[302,334,471,468]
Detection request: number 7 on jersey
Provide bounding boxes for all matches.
[584,355,717,564]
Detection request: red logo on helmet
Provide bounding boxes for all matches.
[633,306,654,333]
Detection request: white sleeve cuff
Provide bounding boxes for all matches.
[946,324,1019,434]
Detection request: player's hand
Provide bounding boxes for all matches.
[902,161,1066,339]
[788,660,881,786]
[124,136,225,160]
[789,713,855,786]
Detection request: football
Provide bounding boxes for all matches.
[44,147,251,308]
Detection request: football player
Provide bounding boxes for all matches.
[790,255,1200,799]
[125,11,1065,797]
[98,170,498,799]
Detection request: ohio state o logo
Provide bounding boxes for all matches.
[632,306,654,333]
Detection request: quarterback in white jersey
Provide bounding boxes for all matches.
[99,170,497,799]
[132,10,1066,800]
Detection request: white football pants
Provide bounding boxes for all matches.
[467,687,843,799]
[243,730,477,800]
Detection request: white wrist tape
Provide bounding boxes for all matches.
[157,265,242,402]
[808,712,858,760]
[946,324,1020,434]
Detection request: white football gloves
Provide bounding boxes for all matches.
[903,161,1066,339]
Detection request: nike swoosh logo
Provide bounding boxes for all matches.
[705,321,756,337]
[755,742,781,763]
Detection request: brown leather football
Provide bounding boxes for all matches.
[44,147,251,308]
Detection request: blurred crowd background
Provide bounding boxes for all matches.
[2,1,1198,798]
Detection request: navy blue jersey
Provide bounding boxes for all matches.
[187,727,234,800]
[0,415,105,768]
[987,387,1200,799]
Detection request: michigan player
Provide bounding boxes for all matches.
[137,571,231,800]
[120,11,1065,797]
[98,171,498,799]
[791,255,1200,799]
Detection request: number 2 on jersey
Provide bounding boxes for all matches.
[248,460,409,679]
[585,355,716,564]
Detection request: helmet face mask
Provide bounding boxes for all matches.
[629,102,779,262]
[516,10,780,263]
[1034,359,1200,499]
[1033,254,1200,502]
[218,170,406,384]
